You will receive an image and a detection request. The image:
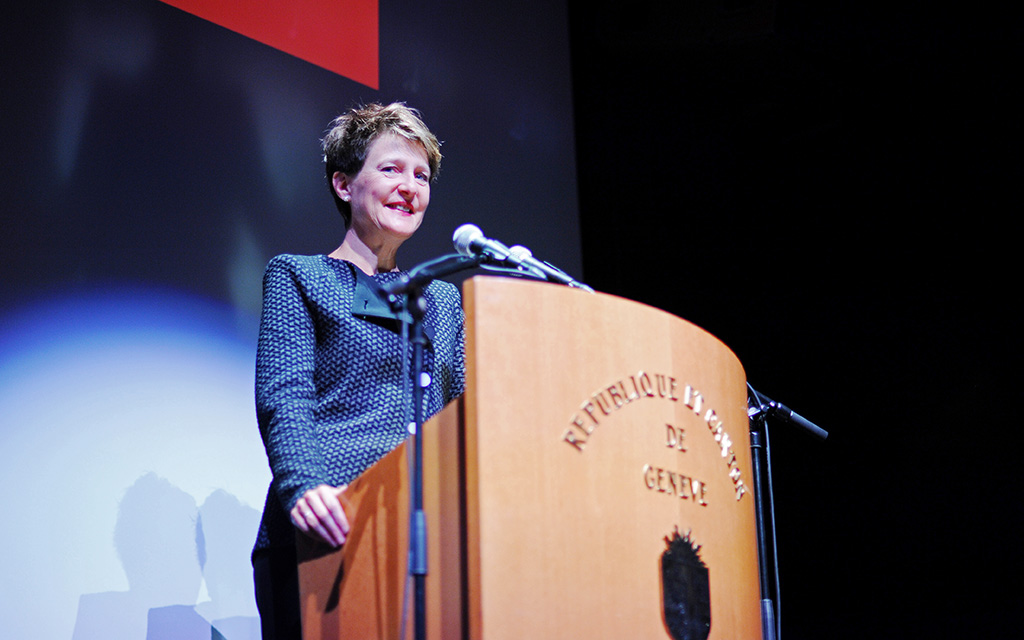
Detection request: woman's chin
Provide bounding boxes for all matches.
[384,218,423,239]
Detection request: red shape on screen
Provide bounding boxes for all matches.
[160,0,378,89]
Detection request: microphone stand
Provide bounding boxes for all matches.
[746,384,828,640]
[383,253,482,640]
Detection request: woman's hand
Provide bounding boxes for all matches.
[290,484,350,548]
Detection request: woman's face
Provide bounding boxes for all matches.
[334,133,431,243]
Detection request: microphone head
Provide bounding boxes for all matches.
[452,223,483,255]
[508,245,533,260]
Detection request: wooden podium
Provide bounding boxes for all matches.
[297,276,763,640]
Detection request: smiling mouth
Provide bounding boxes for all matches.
[387,203,413,213]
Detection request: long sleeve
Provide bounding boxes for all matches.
[255,255,327,512]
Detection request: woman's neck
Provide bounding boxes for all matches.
[328,227,402,275]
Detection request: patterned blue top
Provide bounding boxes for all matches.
[253,254,465,553]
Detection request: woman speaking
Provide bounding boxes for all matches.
[251,103,464,638]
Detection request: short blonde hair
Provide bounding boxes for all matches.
[322,102,442,227]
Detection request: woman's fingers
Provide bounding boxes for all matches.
[290,485,350,547]
[309,485,350,546]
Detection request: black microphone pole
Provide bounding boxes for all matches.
[383,252,482,640]
[406,283,430,640]
[747,383,828,640]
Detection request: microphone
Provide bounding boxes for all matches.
[507,245,548,280]
[452,224,594,292]
[452,223,512,262]
[748,385,829,441]
[509,245,594,292]
[765,400,828,440]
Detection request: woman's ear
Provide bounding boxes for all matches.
[332,171,351,202]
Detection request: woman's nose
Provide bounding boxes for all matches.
[397,172,416,197]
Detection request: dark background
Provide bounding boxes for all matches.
[570,1,1020,638]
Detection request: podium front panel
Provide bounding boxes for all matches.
[463,277,761,640]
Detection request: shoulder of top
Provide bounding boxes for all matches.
[265,254,340,276]
[426,278,462,302]
[265,254,362,293]
[266,253,317,269]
